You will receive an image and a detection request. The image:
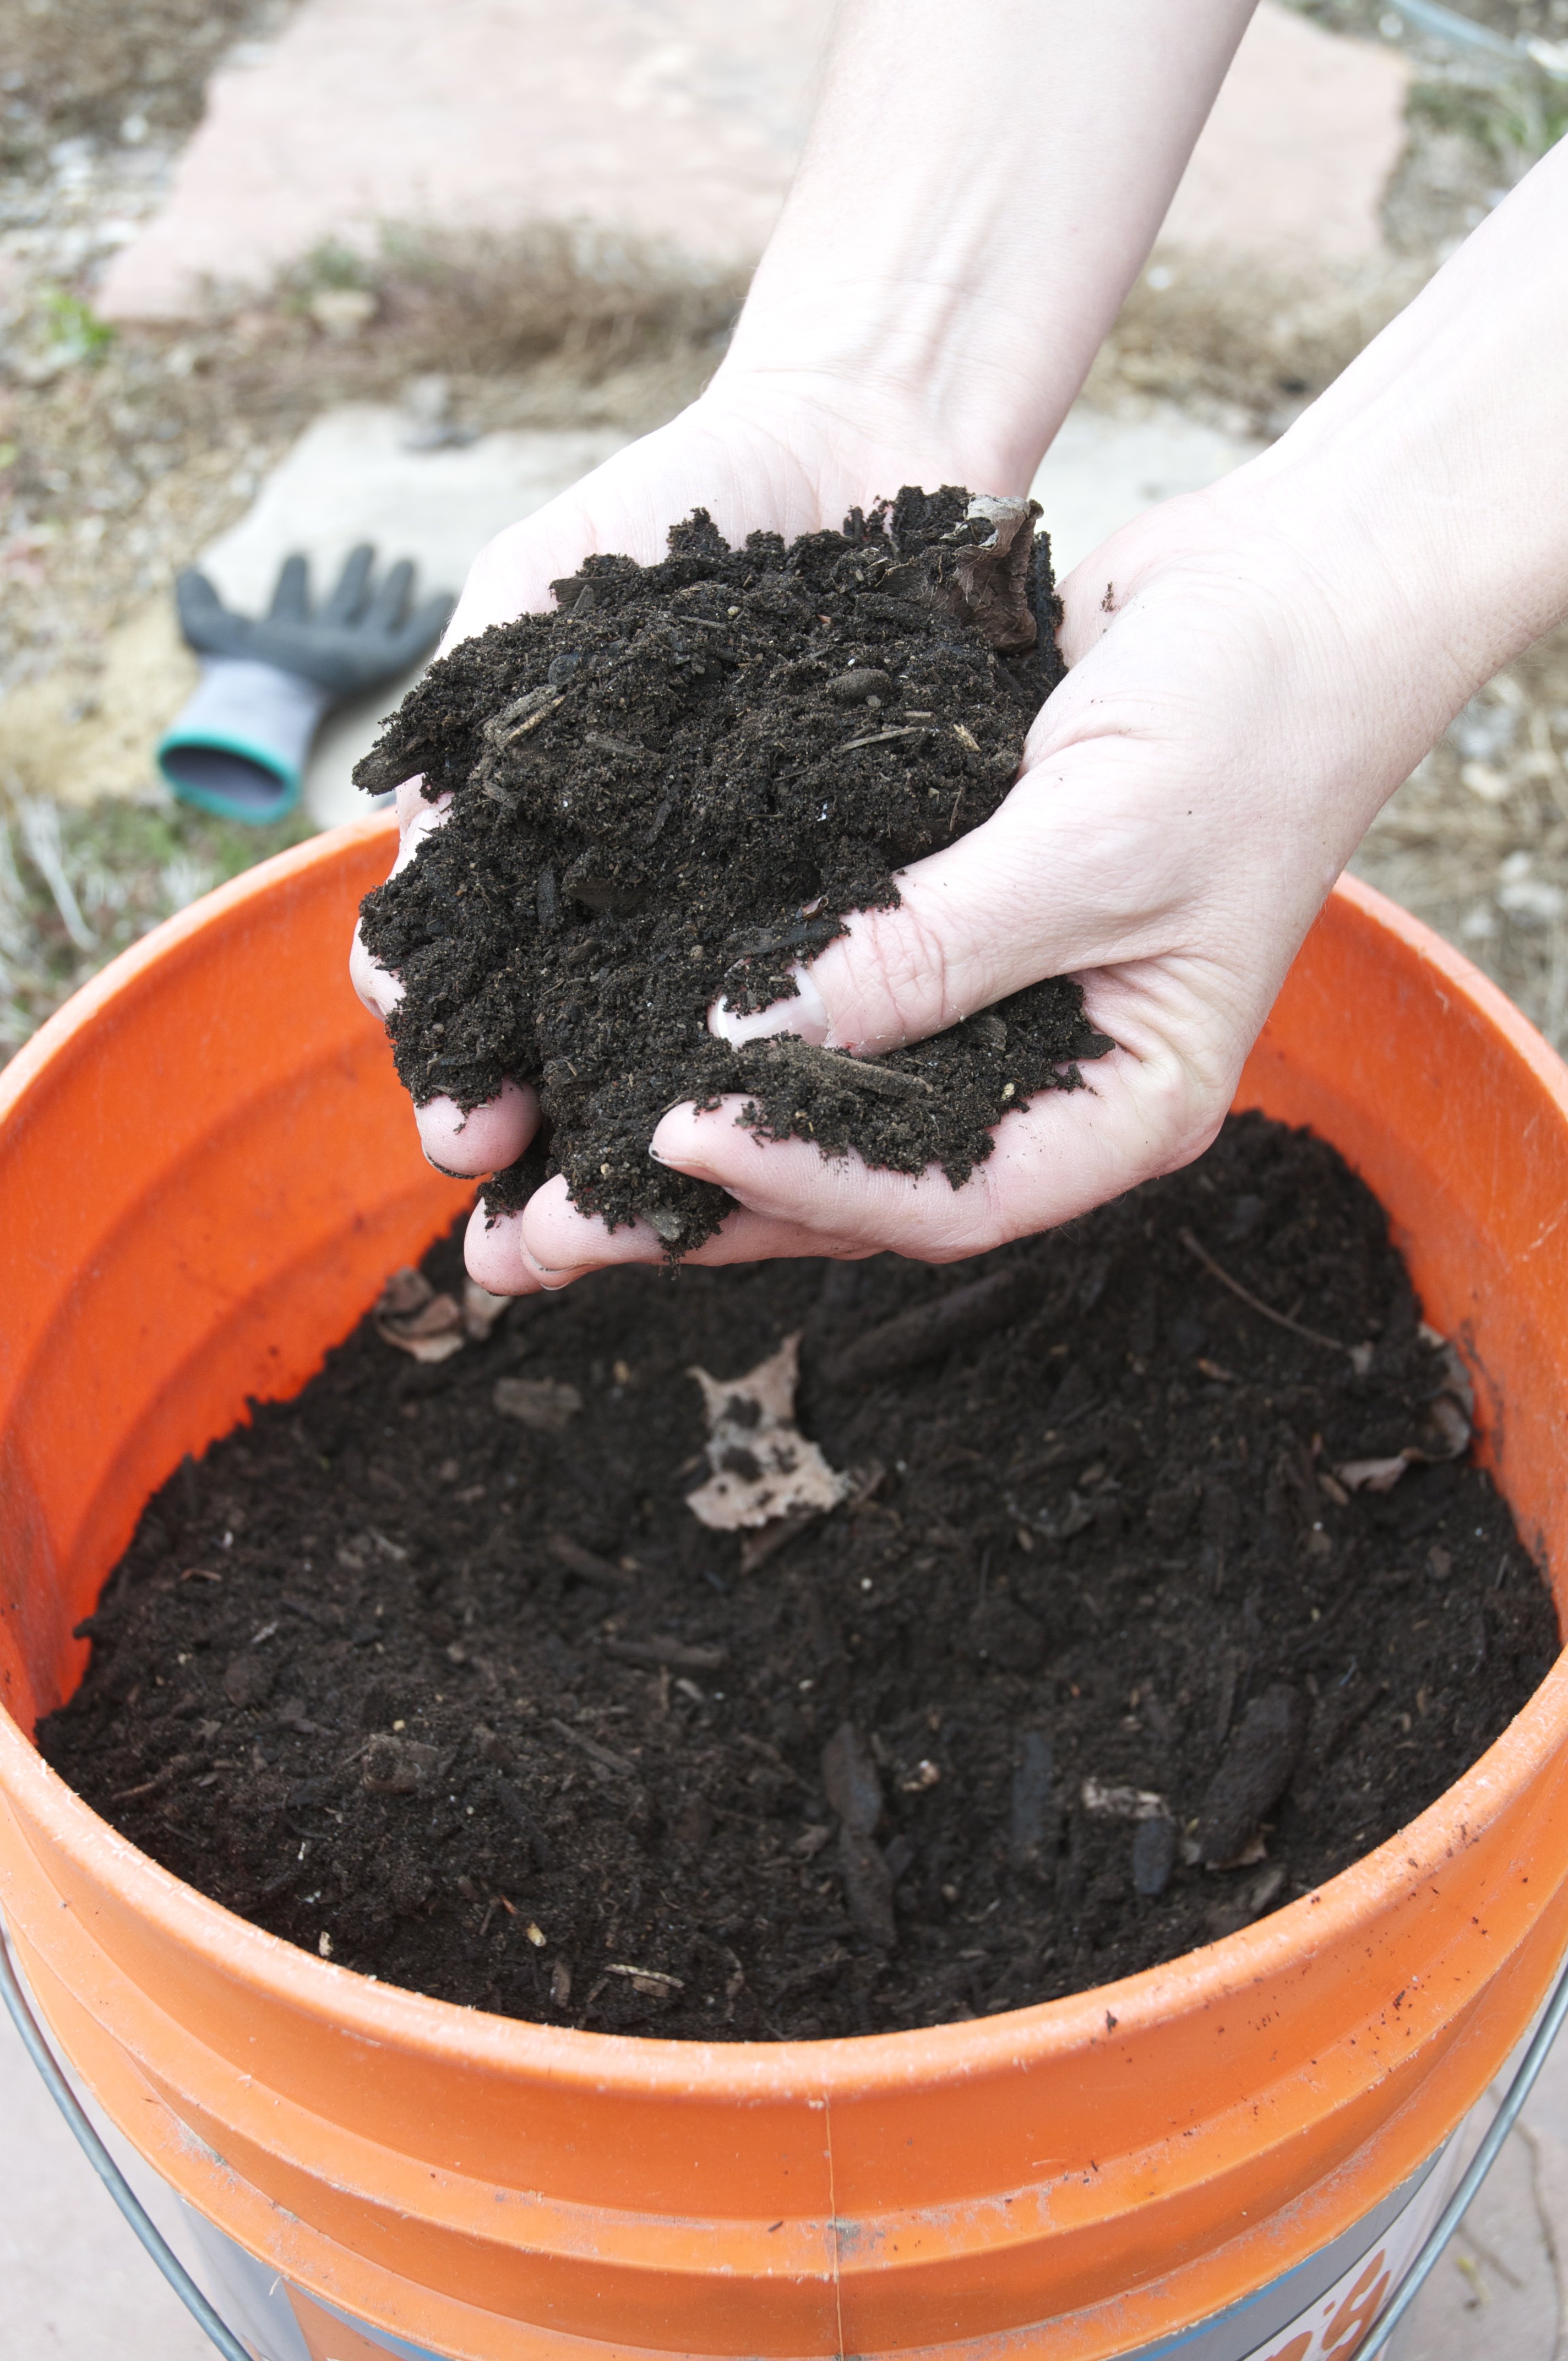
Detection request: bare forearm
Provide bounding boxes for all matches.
[1209,137,1568,815]
[716,0,1259,489]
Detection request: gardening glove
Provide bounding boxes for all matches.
[160,545,453,824]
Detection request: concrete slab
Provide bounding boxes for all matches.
[1027,400,1264,581]
[99,1,1410,324]
[1162,2,1410,259]
[99,0,836,321]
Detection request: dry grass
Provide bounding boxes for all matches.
[0,220,745,701]
[0,0,280,165]
[0,793,312,1061]
[1086,243,1433,437]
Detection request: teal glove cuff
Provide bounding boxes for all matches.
[158,659,334,824]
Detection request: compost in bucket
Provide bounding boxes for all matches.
[40,1111,1556,2041]
[353,485,1110,1255]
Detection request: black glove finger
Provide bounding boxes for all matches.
[386,590,456,671]
[323,543,376,625]
[268,553,311,624]
[175,568,249,659]
[364,558,414,637]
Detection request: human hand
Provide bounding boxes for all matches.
[448,465,1440,1294]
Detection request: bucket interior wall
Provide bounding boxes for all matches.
[3,819,1568,2361]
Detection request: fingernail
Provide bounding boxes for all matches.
[420,1145,466,1178]
[709,964,829,1047]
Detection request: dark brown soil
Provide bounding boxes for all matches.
[353,488,1110,1254]
[40,1113,1556,2040]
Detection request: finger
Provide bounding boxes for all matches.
[365,557,413,635]
[464,1203,549,1298]
[350,920,403,1020]
[393,778,452,868]
[174,567,239,655]
[351,783,451,1015]
[268,553,311,623]
[522,1173,874,1277]
[324,543,376,624]
[707,744,1220,1059]
[415,1079,537,1176]
[394,771,438,830]
[464,1174,874,1294]
[649,1010,1228,1259]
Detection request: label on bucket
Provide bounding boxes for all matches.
[1144,2134,1459,2361]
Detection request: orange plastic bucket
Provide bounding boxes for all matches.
[2,814,1567,2361]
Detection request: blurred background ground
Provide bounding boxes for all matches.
[2,6,1568,2357]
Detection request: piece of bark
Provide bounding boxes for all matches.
[494,1377,582,1434]
[222,1652,276,1710]
[821,1721,883,1835]
[1198,1684,1308,1868]
[821,1267,1027,1389]
[546,1533,637,1588]
[839,1826,897,1947]
[362,1734,445,1795]
[1131,1816,1177,1897]
[1009,1731,1055,1865]
[940,496,1040,654]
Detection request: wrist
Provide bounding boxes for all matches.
[695,341,1044,525]
[711,287,1058,499]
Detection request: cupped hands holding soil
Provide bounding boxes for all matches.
[353,485,1112,1264]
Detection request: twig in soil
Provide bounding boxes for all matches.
[546,1717,636,1775]
[738,1514,815,1575]
[1179,1228,1373,1369]
[603,1636,727,1672]
[605,1962,684,1995]
[546,1532,638,1587]
[112,1751,206,1803]
[841,725,929,752]
[739,1036,933,1100]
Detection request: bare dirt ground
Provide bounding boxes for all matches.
[1,0,1565,1069]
